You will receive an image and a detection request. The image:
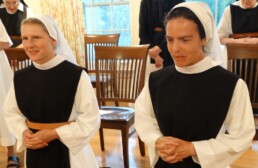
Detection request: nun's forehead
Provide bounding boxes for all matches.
[174,3,213,42]
[33,16,58,41]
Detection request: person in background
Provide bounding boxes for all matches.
[0,0,33,47]
[217,0,258,111]
[139,0,185,68]
[217,0,258,45]
[135,2,255,168]
[3,15,100,168]
[0,19,19,168]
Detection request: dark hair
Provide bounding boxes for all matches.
[164,7,206,39]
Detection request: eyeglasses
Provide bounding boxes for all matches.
[3,0,19,7]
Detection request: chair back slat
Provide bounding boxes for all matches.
[95,45,148,105]
[4,48,31,71]
[227,43,258,107]
[84,34,120,73]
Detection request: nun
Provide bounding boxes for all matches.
[3,15,100,168]
[135,2,255,168]
[0,0,33,47]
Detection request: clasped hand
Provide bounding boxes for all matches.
[155,136,196,164]
[23,129,58,149]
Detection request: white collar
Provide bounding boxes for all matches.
[175,56,220,74]
[33,55,65,70]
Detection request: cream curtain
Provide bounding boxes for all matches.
[40,0,85,65]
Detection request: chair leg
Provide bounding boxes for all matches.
[138,136,145,156]
[121,128,129,168]
[99,128,105,151]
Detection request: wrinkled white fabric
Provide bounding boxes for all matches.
[0,19,15,146]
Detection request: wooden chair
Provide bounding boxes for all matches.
[226,43,258,139]
[4,48,31,71]
[229,32,258,39]
[95,45,148,168]
[84,34,120,87]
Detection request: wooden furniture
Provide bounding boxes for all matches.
[95,45,148,168]
[9,35,22,40]
[4,48,31,71]
[84,34,120,87]
[229,32,258,39]
[226,43,258,139]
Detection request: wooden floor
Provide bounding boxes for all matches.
[1,130,258,168]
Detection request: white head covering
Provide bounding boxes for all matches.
[171,2,226,68]
[30,15,77,64]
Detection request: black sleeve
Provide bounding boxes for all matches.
[139,0,152,45]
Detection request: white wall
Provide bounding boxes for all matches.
[130,0,140,45]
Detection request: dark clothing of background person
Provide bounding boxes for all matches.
[230,4,258,114]
[139,0,185,67]
[230,4,258,34]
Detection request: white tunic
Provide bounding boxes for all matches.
[3,55,100,168]
[135,56,255,168]
[0,19,14,146]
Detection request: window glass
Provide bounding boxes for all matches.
[82,0,130,46]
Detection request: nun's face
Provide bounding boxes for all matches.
[241,0,256,8]
[3,0,19,14]
[166,17,206,67]
[21,23,57,64]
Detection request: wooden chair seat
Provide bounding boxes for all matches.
[100,106,134,121]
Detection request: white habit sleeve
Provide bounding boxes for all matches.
[135,83,163,167]
[55,71,100,154]
[192,79,255,168]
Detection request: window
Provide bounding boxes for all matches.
[82,0,130,46]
